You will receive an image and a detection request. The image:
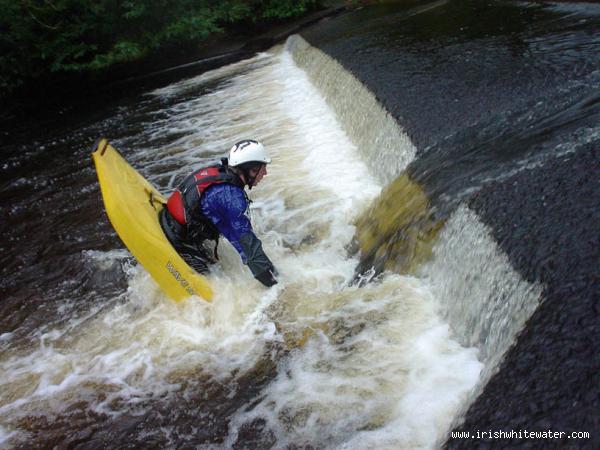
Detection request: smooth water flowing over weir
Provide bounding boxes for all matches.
[1,47,482,448]
[286,36,416,186]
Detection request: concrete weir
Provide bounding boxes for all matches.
[289,0,600,445]
[286,32,542,445]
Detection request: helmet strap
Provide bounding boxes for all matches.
[234,162,262,190]
[245,168,256,190]
[228,165,254,189]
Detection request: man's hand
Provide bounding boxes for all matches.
[255,266,278,287]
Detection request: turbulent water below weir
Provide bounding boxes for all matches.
[2,0,599,447]
[0,49,482,448]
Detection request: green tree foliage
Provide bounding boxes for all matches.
[0,0,320,98]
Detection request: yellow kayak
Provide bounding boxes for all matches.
[92,139,212,302]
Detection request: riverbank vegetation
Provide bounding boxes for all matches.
[0,0,322,100]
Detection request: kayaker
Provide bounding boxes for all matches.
[160,139,278,287]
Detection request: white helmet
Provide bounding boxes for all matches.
[228,140,271,167]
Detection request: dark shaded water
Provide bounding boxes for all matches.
[302,0,600,206]
[1,0,599,448]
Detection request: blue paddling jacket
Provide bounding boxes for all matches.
[164,162,277,286]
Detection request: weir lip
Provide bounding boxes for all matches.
[285,35,416,186]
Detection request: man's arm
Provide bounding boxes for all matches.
[201,185,278,286]
[239,233,278,286]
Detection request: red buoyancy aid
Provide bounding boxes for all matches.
[166,165,243,225]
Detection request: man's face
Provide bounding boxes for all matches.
[250,164,267,186]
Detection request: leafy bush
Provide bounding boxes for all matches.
[0,0,321,98]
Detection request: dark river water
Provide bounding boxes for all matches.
[1,0,599,448]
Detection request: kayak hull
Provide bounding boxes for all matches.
[92,139,212,302]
